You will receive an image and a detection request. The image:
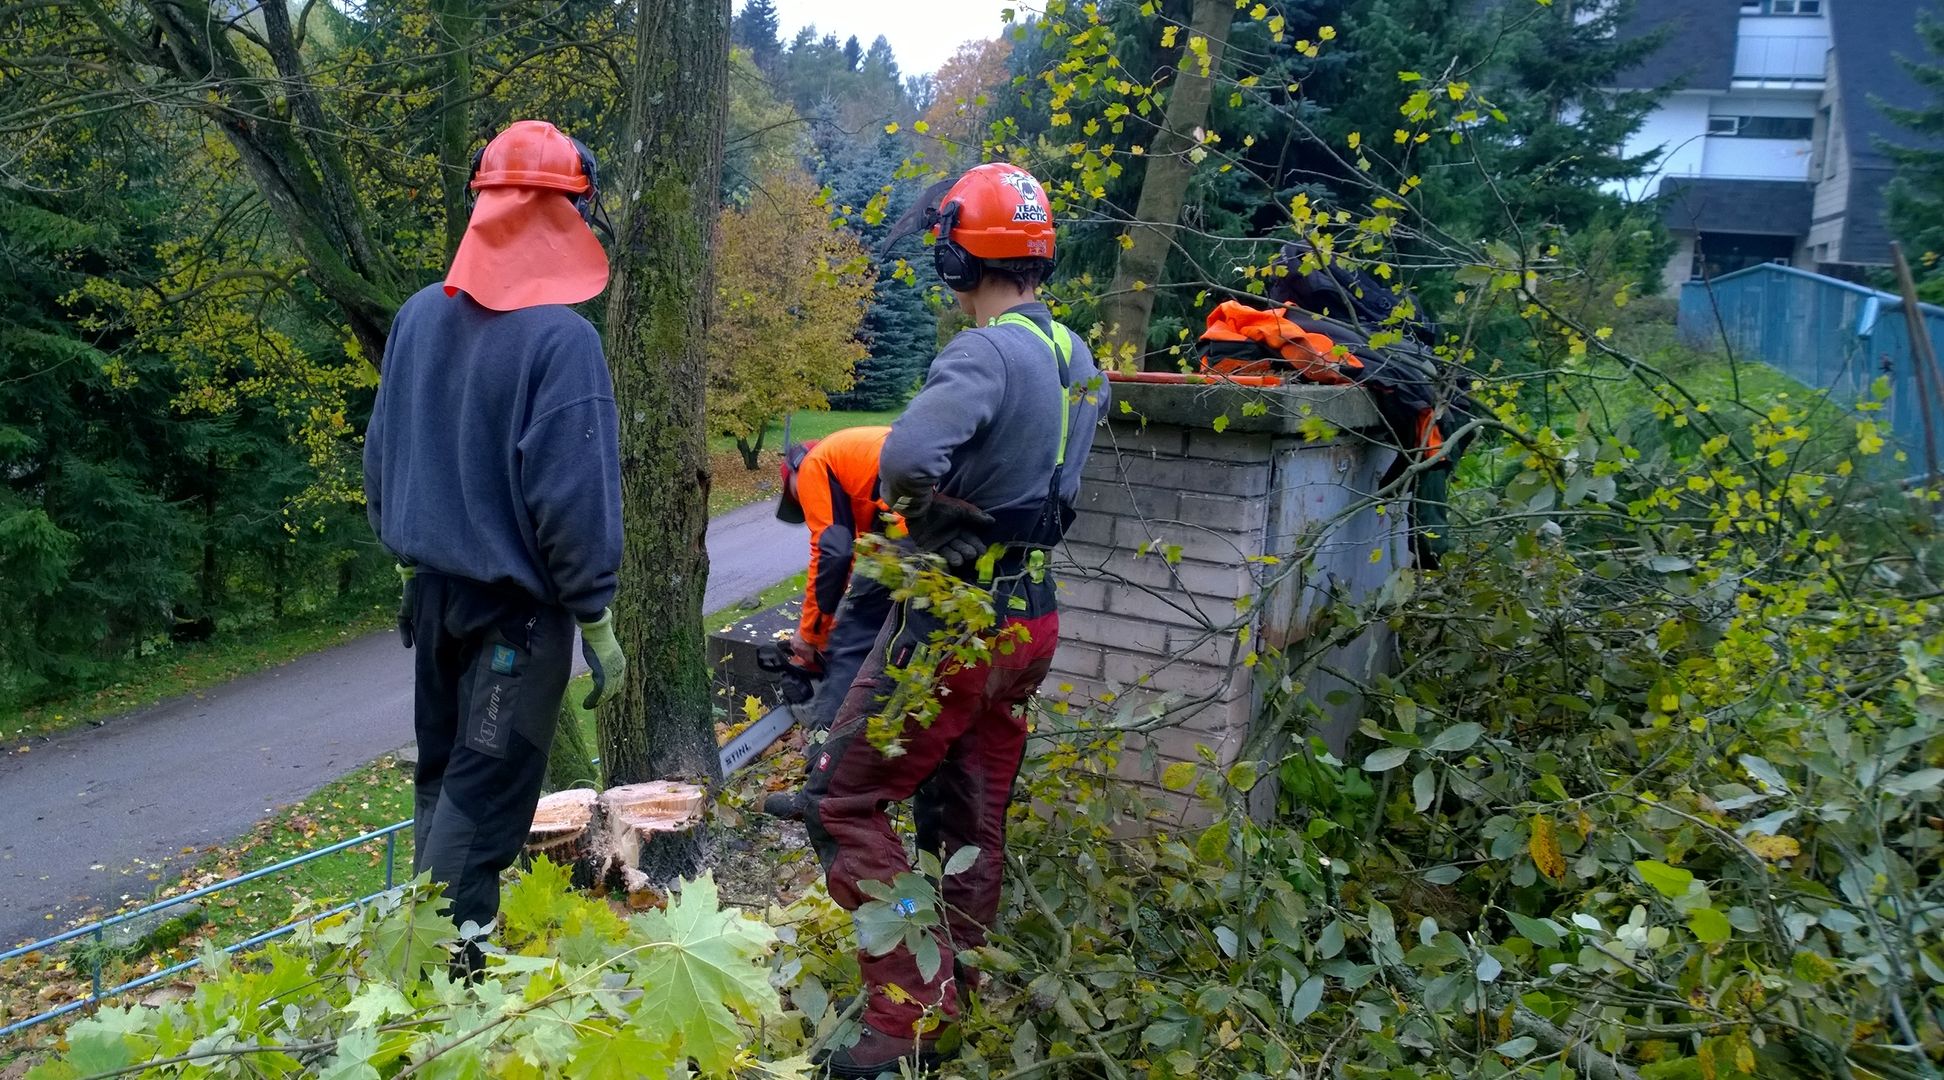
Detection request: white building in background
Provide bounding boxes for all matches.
[1612,0,1937,292]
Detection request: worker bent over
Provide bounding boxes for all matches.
[805,163,1107,1076]
[364,121,626,968]
[766,425,897,735]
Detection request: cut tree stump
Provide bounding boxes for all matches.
[524,781,707,901]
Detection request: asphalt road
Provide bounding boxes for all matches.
[0,499,806,946]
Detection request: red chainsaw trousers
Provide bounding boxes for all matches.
[803,608,1059,1039]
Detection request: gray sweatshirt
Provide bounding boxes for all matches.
[880,301,1107,518]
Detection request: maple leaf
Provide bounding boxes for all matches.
[564,1019,678,1080]
[345,982,415,1027]
[628,873,780,1075]
[315,1028,381,1080]
[500,856,579,950]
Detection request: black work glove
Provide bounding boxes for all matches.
[755,641,791,674]
[904,493,994,569]
[755,642,819,704]
[777,667,816,705]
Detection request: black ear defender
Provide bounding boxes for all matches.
[931,200,983,291]
[566,137,605,231]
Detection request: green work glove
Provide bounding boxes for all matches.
[578,609,626,710]
[395,564,416,649]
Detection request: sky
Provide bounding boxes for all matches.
[755,0,1022,77]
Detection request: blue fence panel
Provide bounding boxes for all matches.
[1679,263,1944,468]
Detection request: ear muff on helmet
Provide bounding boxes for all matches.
[931,200,984,291]
[566,137,602,228]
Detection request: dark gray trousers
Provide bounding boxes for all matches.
[408,572,572,934]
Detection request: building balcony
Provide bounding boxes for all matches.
[1733,33,1828,85]
[1659,176,1814,238]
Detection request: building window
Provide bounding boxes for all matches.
[1707,115,1814,140]
[1691,233,1800,282]
[1764,0,1821,14]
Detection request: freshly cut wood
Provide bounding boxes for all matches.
[527,788,597,849]
[597,782,709,892]
[524,781,708,895]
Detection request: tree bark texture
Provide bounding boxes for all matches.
[600,0,730,786]
[432,0,477,261]
[1101,0,1230,372]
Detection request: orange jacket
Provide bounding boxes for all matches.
[1198,300,1360,384]
[793,426,893,653]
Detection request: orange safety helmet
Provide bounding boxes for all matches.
[876,162,1056,292]
[444,120,609,312]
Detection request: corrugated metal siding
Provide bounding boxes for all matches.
[1678,262,1944,463]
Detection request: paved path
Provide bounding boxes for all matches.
[0,500,806,946]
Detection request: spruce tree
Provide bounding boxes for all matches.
[731,0,783,73]
[1885,11,1944,282]
[0,163,194,699]
[820,132,939,411]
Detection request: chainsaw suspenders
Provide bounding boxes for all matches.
[982,312,1080,572]
[990,311,1074,468]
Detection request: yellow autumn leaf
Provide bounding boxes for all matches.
[1530,815,1566,881]
[1746,833,1800,860]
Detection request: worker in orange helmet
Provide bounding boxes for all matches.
[365,120,625,973]
[803,162,1108,1076]
[760,426,897,737]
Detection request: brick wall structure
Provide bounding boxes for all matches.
[1043,379,1407,823]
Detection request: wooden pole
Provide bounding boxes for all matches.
[1890,241,1943,487]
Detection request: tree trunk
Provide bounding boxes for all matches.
[432,0,477,260]
[270,543,286,621]
[1100,0,1231,372]
[601,0,730,786]
[200,448,218,613]
[735,424,767,471]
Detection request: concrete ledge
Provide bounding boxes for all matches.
[1105,379,1383,435]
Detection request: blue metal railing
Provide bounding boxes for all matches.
[1679,263,1944,472]
[0,818,411,1039]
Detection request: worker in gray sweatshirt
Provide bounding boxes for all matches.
[803,162,1107,1077]
[364,121,625,971]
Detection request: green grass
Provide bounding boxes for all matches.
[705,408,903,456]
[1545,316,1871,460]
[705,570,807,630]
[2,602,391,745]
